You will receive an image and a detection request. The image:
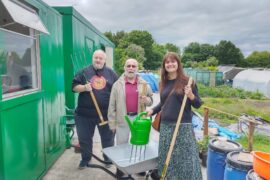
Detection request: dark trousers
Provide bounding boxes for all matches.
[75,115,114,162]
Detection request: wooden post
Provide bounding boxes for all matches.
[238,119,242,133]
[239,115,262,152]
[203,107,209,137]
[248,122,255,152]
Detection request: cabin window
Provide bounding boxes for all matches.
[0,28,39,98]
[0,0,48,99]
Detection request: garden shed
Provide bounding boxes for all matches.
[233,69,270,98]
[218,65,245,81]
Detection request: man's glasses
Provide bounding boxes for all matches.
[126,65,137,68]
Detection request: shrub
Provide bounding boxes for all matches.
[197,83,265,100]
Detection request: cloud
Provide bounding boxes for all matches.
[43,0,270,56]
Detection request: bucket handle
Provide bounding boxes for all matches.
[136,112,152,121]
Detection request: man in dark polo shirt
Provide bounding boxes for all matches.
[72,50,118,169]
[108,58,153,176]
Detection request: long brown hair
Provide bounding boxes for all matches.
[160,52,190,94]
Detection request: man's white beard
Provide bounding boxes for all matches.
[93,63,104,70]
[125,72,136,79]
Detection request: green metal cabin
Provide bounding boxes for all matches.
[0,0,114,179]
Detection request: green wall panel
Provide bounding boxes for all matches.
[0,99,44,180]
[39,6,66,169]
[0,113,4,180]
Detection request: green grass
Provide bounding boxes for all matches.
[194,84,270,153]
[236,134,270,153]
[196,98,270,126]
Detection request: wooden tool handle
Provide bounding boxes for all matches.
[89,90,108,126]
[140,82,147,112]
[161,77,193,179]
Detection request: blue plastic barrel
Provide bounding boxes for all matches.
[207,138,242,180]
[224,151,253,180]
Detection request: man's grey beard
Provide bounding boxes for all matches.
[93,63,104,70]
[125,71,137,78]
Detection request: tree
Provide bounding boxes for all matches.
[113,44,146,74]
[182,42,201,62]
[215,40,244,65]
[119,30,154,51]
[147,43,166,70]
[206,56,219,66]
[119,30,155,69]
[182,53,194,63]
[182,42,214,62]
[200,44,215,61]
[245,51,270,68]
[153,43,167,55]
[105,30,180,70]
[125,44,146,69]
[165,43,181,54]
[184,42,200,54]
[104,31,126,47]
[114,48,126,75]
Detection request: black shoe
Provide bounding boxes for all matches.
[116,168,125,177]
[150,169,160,180]
[137,172,146,176]
[78,160,89,170]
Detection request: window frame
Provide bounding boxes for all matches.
[1,27,41,100]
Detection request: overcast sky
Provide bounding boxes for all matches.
[43,0,270,57]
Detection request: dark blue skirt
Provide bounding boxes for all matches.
[158,122,202,180]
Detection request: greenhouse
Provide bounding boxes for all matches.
[233,69,270,98]
[184,68,224,86]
